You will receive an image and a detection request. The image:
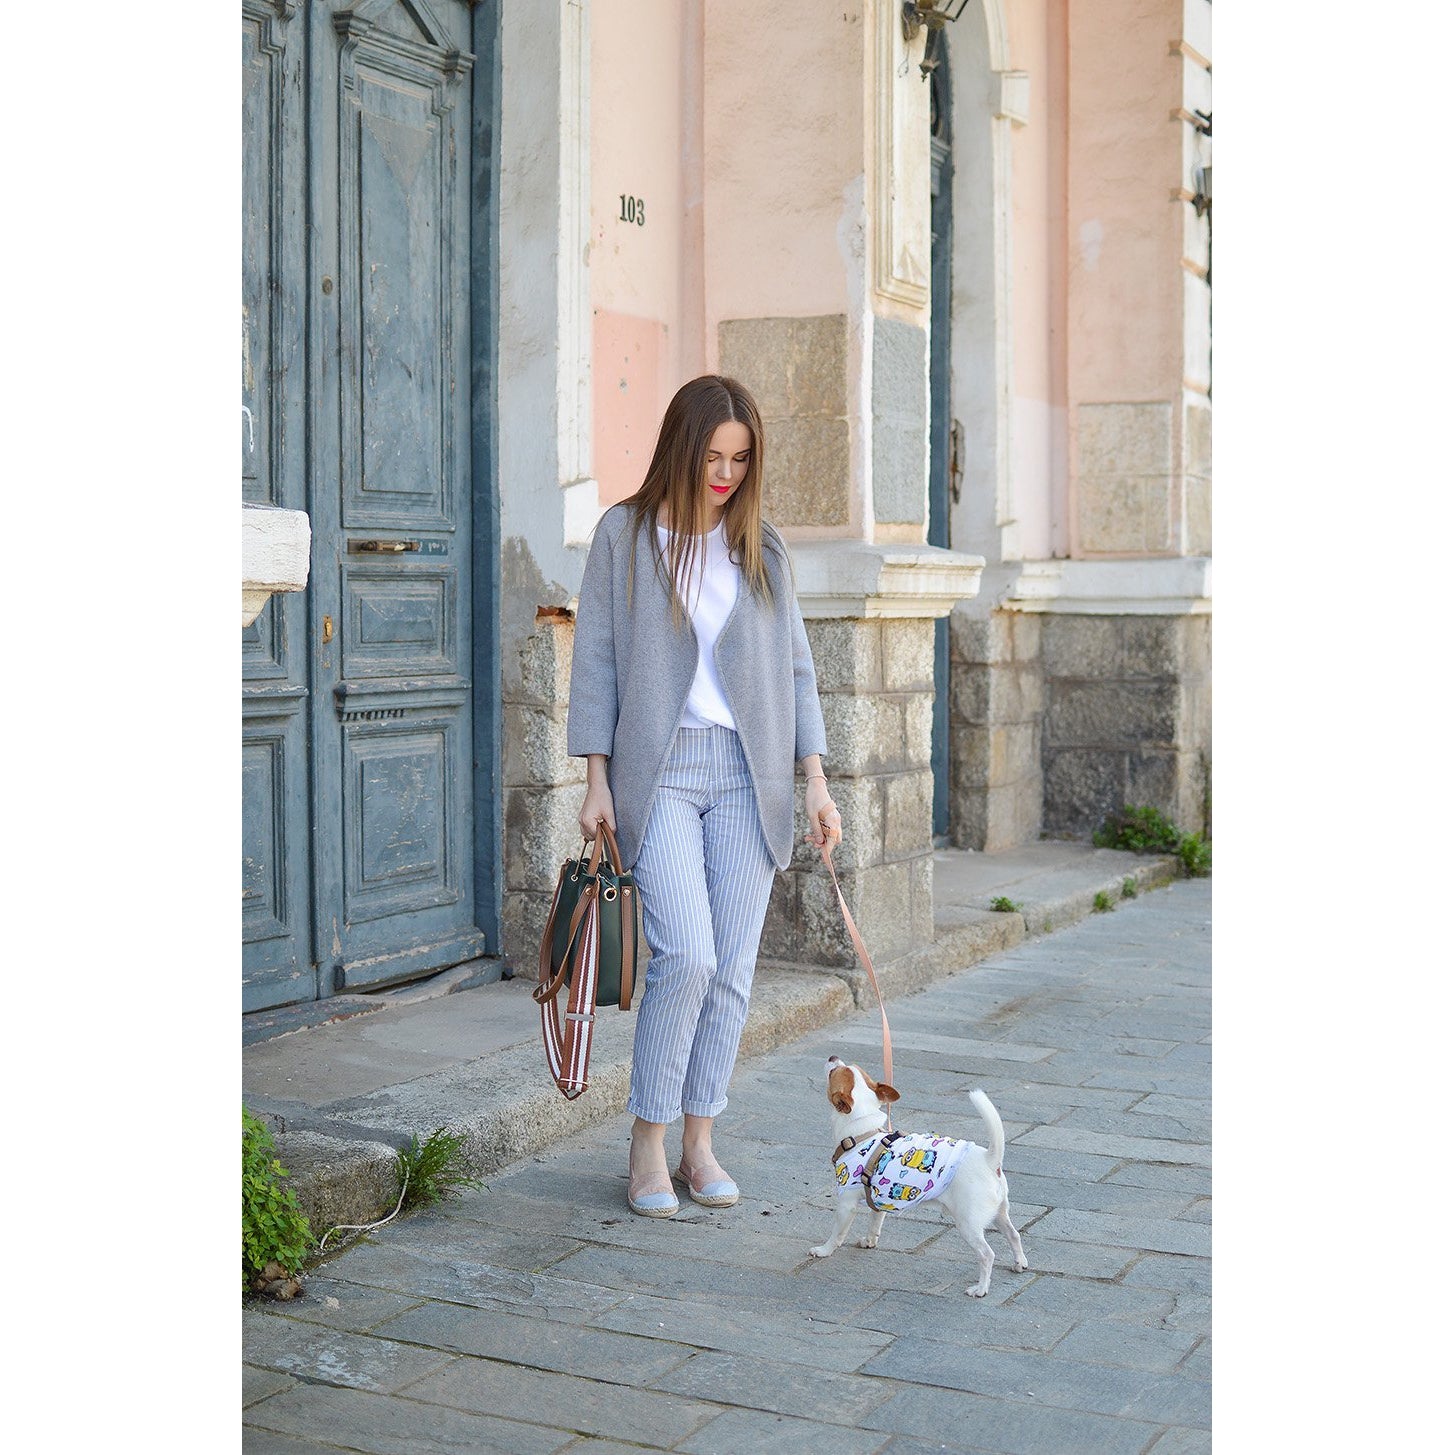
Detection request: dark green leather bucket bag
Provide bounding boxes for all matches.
[533,822,641,1098]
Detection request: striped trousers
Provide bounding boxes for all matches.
[627,726,778,1123]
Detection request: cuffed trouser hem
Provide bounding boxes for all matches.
[626,1100,683,1125]
[681,1097,729,1118]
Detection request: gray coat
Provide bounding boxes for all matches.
[566,503,829,871]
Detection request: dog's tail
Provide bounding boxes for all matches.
[969,1089,1005,1173]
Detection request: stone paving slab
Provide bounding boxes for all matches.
[310,1244,629,1323]
[243,1431,351,1455]
[583,1289,894,1372]
[371,1300,689,1385]
[241,1311,457,1395]
[243,1365,297,1409]
[1030,1207,1212,1257]
[400,1358,719,1449]
[1013,1123,1213,1167]
[650,1348,894,1425]
[676,1406,891,1455]
[244,1383,570,1455]
[541,1241,885,1318]
[266,1276,428,1335]
[861,1385,1162,1455]
[245,878,1212,1454]
[1121,1252,1213,1295]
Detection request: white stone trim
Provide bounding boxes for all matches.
[241,502,310,628]
[558,0,592,496]
[1002,558,1212,616]
[946,2,1015,564]
[791,540,985,620]
[562,478,606,546]
[995,69,1029,125]
[870,0,931,310]
[497,0,595,590]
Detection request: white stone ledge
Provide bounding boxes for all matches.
[1003,558,1212,616]
[243,502,311,627]
[789,541,986,620]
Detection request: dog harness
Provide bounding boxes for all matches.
[831,1130,972,1212]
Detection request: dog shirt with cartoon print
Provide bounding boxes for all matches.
[834,1131,972,1212]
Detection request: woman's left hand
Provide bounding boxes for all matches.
[804,777,842,850]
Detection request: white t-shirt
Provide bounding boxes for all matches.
[656,520,741,731]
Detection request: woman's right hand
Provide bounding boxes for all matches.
[579,780,617,840]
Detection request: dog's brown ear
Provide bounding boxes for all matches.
[830,1090,855,1114]
[828,1065,856,1114]
[875,1081,900,1105]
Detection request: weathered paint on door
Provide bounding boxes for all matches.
[928,50,954,841]
[243,0,486,1010]
[243,0,312,1006]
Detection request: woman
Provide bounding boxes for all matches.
[566,374,841,1217]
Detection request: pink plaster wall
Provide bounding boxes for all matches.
[701,0,866,349]
[1064,0,1183,403]
[1006,0,1063,561]
[590,0,688,505]
[593,310,667,505]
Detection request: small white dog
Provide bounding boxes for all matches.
[808,1055,1028,1297]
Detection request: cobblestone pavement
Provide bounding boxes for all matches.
[243,878,1211,1455]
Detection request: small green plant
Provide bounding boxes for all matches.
[1095,804,1212,878]
[1094,805,1182,855]
[1093,890,1113,912]
[1121,876,1138,900]
[243,1107,312,1292]
[1178,832,1212,877]
[397,1127,482,1212]
[989,896,1022,913]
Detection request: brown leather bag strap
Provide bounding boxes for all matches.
[536,873,598,1001]
[617,880,637,1011]
[820,841,894,1118]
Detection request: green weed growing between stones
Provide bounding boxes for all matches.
[1093,891,1113,912]
[1178,832,1212,877]
[1094,804,1212,878]
[397,1128,482,1212]
[989,896,1022,913]
[1122,876,1138,899]
[243,1106,312,1293]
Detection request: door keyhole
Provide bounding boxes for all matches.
[322,615,334,645]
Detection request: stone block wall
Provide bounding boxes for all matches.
[946,608,1044,851]
[762,616,937,970]
[500,610,585,973]
[1041,613,1211,840]
[718,315,852,528]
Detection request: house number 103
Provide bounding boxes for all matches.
[618,194,645,226]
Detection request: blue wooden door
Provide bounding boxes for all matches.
[243,0,313,1008]
[928,50,954,841]
[243,0,484,1008]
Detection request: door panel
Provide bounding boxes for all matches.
[242,1,313,1008]
[313,0,481,991]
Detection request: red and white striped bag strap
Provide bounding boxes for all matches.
[536,880,601,1099]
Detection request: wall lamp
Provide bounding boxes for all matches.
[902,0,971,79]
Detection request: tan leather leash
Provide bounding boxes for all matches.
[819,839,894,1123]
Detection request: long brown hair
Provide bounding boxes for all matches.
[624,375,776,625]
